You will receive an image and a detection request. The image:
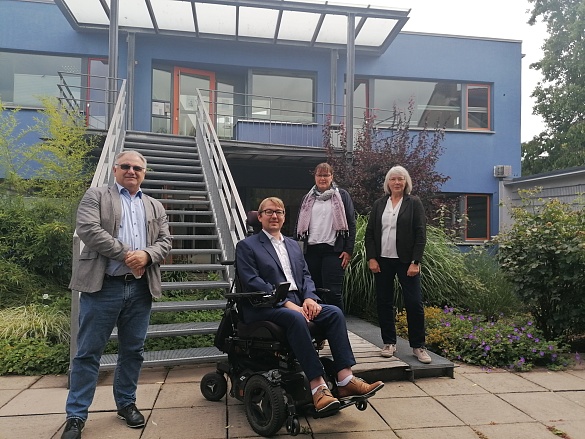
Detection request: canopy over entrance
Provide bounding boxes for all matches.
[54,0,410,55]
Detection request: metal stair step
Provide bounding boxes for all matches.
[160,199,209,206]
[171,234,218,240]
[161,280,230,290]
[160,263,227,272]
[149,163,202,173]
[152,299,226,312]
[100,347,226,370]
[147,171,204,180]
[110,321,220,339]
[166,210,212,215]
[142,156,200,166]
[168,222,216,227]
[169,249,222,256]
[141,180,206,188]
[142,189,208,197]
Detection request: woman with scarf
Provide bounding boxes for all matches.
[295,163,356,312]
[364,165,431,364]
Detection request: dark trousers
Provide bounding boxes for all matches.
[305,243,345,312]
[374,257,425,348]
[242,303,355,382]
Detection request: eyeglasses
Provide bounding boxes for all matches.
[316,174,332,178]
[389,177,405,182]
[116,163,145,172]
[260,209,285,217]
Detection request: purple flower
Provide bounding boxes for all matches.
[539,351,545,357]
[484,345,491,352]
[527,333,533,339]
[444,322,451,327]
[534,338,540,343]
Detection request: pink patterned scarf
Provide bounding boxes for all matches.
[296,184,349,239]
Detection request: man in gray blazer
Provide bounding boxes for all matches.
[61,150,171,439]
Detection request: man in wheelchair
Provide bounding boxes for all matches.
[235,197,384,413]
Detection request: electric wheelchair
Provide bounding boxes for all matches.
[200,212,372,437]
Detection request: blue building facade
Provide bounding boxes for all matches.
[0,0,522,241]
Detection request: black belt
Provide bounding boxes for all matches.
[105,273,139,282]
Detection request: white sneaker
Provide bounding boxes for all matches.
[413,347,432,364]
[380,344,396,358]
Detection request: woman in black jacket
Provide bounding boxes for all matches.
[296,163,356,312]
[364,165,431,364]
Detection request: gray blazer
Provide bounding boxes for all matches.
[69,185,172,298]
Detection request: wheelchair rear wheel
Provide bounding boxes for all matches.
[200,372,227,401]
[244,374,287,437]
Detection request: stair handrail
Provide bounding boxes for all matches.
[194,88,247,269]
[69,79,127,378]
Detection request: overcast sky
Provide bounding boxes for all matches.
[338,0,548,142]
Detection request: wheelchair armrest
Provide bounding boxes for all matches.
[225,282,291,308]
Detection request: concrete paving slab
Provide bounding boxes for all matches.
[435,394,534,425]
[370,396,464,429]
[87,382,161,412]
[0,389,20,409]
[414,374,489,396]
[500,392,585,422]
[464,369,548,393]
[436,394,532,425]
[142,406,225,439]
[306,401,391,435]
[394,425,480,439]
[164,364,216,383]
[226,402,311,437]
[519,370,585,391]
[548,420,585,438]
[0,375,39,390]
[473,421,563,439]
[0,413,63,439]
[557,390,585,409]
[30,375,68,389]
[67,410,148,439]
[0,387,68,416]
[374,380,427,398]
[154,381,211,408]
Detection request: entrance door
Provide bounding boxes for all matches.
[173,67,215,136]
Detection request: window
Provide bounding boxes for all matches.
[465,194,490,241]
[358,78,491,131]
[467,84,490,130]
[250,73,314,123]
[439,194,491,242]
[0,51,82,108]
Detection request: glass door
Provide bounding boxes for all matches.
[87,58,108,129]
[173,67,215,136]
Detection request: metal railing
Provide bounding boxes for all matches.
[69,80,127,377]
[195,88,247,274]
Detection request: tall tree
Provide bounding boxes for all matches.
[522,0,585,175]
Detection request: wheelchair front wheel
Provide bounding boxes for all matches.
[244,374,287,437]
[286,416,301,436]
[200,372,227,401]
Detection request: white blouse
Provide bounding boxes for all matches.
[380,197,402,258]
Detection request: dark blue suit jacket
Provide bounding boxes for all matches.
[235,230,321,310]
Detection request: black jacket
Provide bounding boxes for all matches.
[364,194,426,264]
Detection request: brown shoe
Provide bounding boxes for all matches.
[337,377,384,400]
[312,386,340,412]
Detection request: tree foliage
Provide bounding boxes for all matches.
[324,102,448,215]
[522,0,585,175]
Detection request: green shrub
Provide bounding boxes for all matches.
[0,338,69,375]
[0,304,70,344]
[397,306,569,371]
[462,245,524,320]
[345,215,485,314]
[496,193,585,340]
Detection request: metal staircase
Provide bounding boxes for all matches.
[99,131,232,369]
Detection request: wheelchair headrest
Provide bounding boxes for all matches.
[246,210,262,235]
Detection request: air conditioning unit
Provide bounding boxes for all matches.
[493,165,512,178]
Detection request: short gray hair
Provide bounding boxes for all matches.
[115,150,147,168]
[383,165,412,195]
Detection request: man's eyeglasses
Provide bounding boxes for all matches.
[260,209,285,217]
[116,163,145,172]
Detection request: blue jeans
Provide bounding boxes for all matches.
[66,276,152,421]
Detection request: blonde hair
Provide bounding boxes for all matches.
[383,165,413,195]
[258,197,285,213]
